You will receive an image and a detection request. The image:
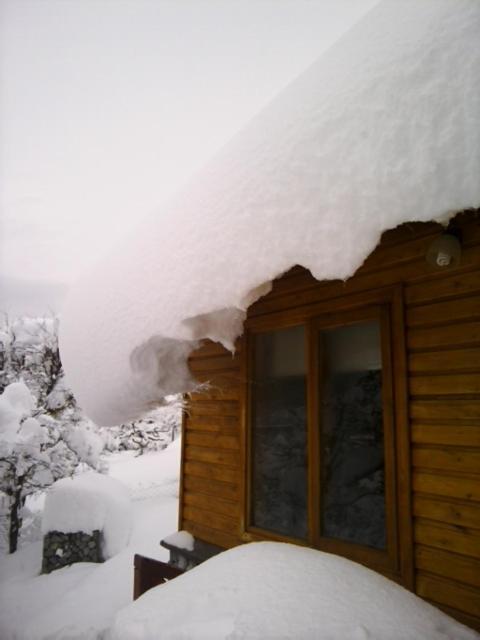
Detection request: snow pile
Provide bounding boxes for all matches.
[109,542,478,640]
[60,0,480,425]
[0,443,181,640]
[42,472,132,559]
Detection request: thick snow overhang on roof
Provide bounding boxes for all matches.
[60,0,480,426]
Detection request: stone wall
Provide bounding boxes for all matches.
[42,530,103,573]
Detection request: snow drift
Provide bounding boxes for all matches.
[42,472,132,559]
[108,541,479,639]
[60,0,480,425]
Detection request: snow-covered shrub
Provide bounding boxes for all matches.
[111,396,183,456]
[0,314,182,554]
[0,315,110,554]
[0,380,105,554]
[0,382,51,553]
[0,316,61,406]
[102,429,121,453]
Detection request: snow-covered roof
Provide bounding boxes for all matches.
[60,0,480,426]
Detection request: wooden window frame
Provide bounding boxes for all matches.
[309,304,397,573]
[241,285,413,588]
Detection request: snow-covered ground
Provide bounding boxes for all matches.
[111,542,479,640]
[0,440,181,640]
[1,437,478,640]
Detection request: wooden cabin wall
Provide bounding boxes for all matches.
[180,211,480,630]
[181,340,244,551]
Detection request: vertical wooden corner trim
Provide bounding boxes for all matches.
[239,332,250,539]
[178,395,188,531]
[392,284,414,590]
[307,319,321,547]
[379,303,399,574]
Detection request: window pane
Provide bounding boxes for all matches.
[320,320,386,550]
[251,325,307,539]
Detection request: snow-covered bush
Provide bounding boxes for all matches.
[0,314,181,554]
[109,396,183,456]
[0,381,105,553]
[0,381,51,553]
[0,316,61,406]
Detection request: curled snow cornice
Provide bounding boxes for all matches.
[60,0,480,425]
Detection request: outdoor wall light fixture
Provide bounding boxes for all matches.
[426,228,462,268]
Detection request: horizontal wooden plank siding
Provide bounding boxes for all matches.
[185,431,240,450]
[179,212,480,631]
[412,446,480,474]
[179,336,243,553]
[410,400,480,421]
[415,545,480,589]
[407,297,480,328]
[413,495,480,530]
[182,520,239,550]
[183,505,238,534]
[184,460,238,485]
[416,573,480,618]
[184,491,239,519]
[411,423,480,447]
[408,321,480,351]
[414,519,480,559]
[409,348,480,374]
[413,470,480,502]
[405,268,480,306]
[409,373,480,396]
[403,216,480,630]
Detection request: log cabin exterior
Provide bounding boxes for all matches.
[48,2,479,631]
[174,210,480,632]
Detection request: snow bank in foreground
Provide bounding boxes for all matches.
[60,0,480,425]
[109,542,478,640]
[42,472,132,559]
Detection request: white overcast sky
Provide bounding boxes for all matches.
[0,0,378,313]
